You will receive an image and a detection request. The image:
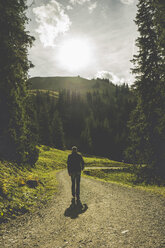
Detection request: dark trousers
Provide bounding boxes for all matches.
[71,174,81,198]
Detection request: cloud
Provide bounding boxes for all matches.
[88,2,97,14]
[120,0,135,5]
[66,5,73,10]
[69,0,91,5]
[33,0,71,47]
[95,71,125,84]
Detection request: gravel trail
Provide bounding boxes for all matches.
[0,169,165,248]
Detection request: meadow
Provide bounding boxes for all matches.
[0,146,67,223]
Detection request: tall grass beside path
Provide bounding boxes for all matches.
[83,169,165,197]
[0,146,69,223]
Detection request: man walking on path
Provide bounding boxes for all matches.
[67,146,84,204]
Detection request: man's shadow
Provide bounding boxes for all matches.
[64,198,88,219]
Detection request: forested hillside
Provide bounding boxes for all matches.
[28,76,115,94]
[28,77,135,161]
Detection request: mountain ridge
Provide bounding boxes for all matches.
[28,76,116,94]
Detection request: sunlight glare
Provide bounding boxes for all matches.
[58,38,92,71]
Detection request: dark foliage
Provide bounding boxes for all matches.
[126,0,165,182]
[30,91,65,149]
[0,0,38,165]
[29,82,135,160]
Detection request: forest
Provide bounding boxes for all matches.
[28,78,135,161]
[0,0,165,184]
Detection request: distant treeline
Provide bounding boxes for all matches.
[29,83,135,161]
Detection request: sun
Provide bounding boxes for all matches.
[58,38,92,71]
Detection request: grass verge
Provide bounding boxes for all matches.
[83,156,130,168]
[83,169,165,197]
[0,145,69,223]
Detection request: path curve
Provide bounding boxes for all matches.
[0,170,165,248]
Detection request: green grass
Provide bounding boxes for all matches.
[28,89,59,98]
[0,146,69,223]
[83,169,165,197]
[83,155,130,167]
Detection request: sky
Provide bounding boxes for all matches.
[26,0,138,85]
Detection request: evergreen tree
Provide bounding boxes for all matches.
[80,113,94,154]
[0,0,38,165]
[126,0,165,180]
[39,110,52,146]
[51,111,65,149]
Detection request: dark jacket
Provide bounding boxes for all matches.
[67,152,84,175]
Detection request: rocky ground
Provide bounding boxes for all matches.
[0,170,165,248]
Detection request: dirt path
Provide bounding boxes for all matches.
[0,170,165,248]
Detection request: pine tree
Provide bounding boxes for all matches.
[127,0,165,181]
[81,125,93,154]
[0,0,38,165]
[51,111,65,149]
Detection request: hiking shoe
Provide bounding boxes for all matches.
[71,197,76,205]
[77,198,83,207]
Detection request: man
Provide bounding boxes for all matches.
[67,146,84,203]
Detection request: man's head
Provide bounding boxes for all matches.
[72,146,77,153]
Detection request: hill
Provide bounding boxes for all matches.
[28,76,116,94]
